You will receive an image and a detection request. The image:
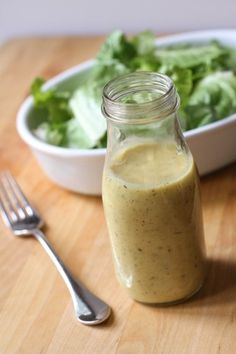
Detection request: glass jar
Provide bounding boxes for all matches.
[102,72,206,304]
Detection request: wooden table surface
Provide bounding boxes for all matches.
[0,36,236,354]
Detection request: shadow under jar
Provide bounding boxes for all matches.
[102,72,206,304]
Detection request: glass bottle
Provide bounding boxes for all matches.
[102,72,206,304]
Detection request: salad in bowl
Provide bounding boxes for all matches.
[17,30,236,194]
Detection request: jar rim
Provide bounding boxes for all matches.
[102,72,179,125]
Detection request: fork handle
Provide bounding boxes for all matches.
[33,229,111,325]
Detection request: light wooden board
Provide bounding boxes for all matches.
[0,36,236,354]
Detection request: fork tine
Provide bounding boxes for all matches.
[0,197,12,227]
[0,175,18,222]
[1,172,34,217]
[1,172,26,219]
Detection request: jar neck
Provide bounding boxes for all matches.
[102,72,179,125]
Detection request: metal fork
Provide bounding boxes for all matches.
[0,171,111,325]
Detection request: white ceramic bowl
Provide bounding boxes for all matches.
[17,30,236,195]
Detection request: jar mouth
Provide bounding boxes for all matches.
[102,72,179,125]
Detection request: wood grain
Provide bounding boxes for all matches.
[0,36,236,354]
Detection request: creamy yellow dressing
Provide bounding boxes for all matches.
[102,142,206,303]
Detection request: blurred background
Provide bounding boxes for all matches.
[1,0,236,43]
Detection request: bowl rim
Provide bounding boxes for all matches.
[16,29,236,157]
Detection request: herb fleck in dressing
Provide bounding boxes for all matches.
[103,142,206,304]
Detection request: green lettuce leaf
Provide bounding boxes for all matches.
[31,78,73,146]
[31,78,72,124]
[69,86,107,148]
[185,71,236,129]
[156,42,224,71]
